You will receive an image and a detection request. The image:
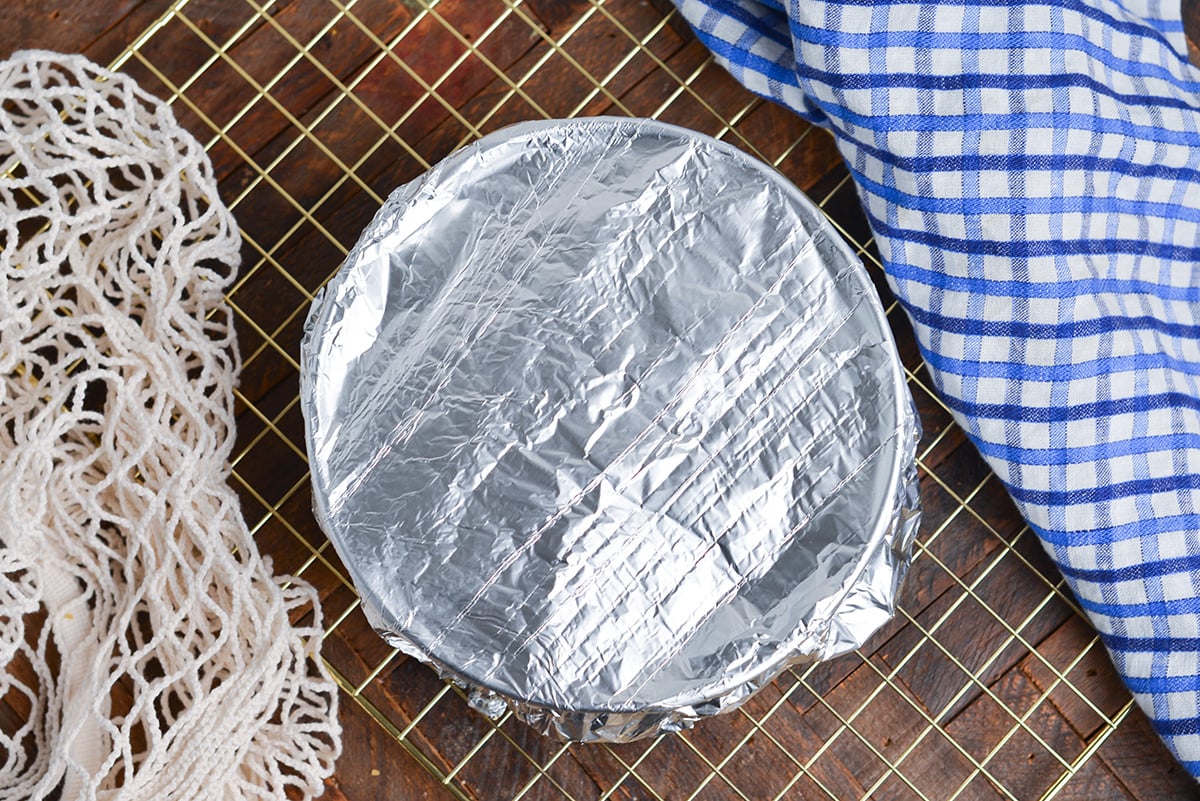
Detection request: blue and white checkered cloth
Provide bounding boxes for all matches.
[674,0,1200,776]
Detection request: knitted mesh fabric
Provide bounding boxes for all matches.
[0,52,340,800]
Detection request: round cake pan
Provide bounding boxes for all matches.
[300,117,921,742]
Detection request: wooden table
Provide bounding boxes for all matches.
[5,3,1200,800]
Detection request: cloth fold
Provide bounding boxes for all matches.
[674,0,1200,776]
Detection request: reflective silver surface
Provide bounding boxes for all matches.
[300,117,920,742]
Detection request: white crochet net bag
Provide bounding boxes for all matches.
[0,51,341,800]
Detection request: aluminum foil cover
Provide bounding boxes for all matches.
[300,117,921,743]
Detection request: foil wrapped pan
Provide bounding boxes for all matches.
[300,117,921,743]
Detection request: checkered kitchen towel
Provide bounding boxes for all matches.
[673,0,1200,777]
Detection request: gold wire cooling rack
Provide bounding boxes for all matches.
[91,1,1191,798]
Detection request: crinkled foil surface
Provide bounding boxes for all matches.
[301,118,921,743]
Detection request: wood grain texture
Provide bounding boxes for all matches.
[0,0,172,63]
[1187,0,1200,65]
[322,700,458,801]
[4,2,1200,801]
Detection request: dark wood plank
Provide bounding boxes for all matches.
[1098,706,1200,800]
[1186,0,1199,66]
[1051,757,1136,801]
[322,697,458,801]
[322,624,484,798]
[945,666,1087,800]
[0,0,164,61]
[1020,616,1131,741]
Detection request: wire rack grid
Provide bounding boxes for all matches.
[91,0,1166,798]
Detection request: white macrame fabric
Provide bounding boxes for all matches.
[0,51,341,800]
